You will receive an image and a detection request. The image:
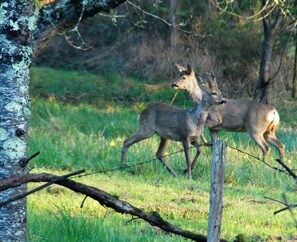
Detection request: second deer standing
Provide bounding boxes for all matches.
[201,98,285,162]
[121,64,225,179]
[174,65,285,163]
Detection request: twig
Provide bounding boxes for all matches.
[126,0,209,38]
[209,0,274,22]
[80,195,88,208]
[265,194,297,229]
[63,2,92,50]
[275,159,297,180]
[170,90,179,105]
[19,151,40,168]
[283,194,297,228]
[274,203,297,215]
[264,196,287,206]
[126,215,141,224]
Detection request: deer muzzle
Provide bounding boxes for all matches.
[171,83,179,89]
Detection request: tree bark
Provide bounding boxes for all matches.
[253,0,283,103]
[33,0,127,57]
[0,172,228,242]
[254,18,273,103]
[169,0,178,58]
[0,1,35,241]
[292,31,297,98]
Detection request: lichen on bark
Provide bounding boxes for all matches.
[0,1,36,241]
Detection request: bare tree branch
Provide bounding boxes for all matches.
[209,0,274,21]
[0,173,227,242]
[0,170,85,207]
[33,0,127,57]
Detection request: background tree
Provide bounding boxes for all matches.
[293,31,297,98]
[253,0,285,103]
[169,0,178,58]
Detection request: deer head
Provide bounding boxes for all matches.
[172,64,203,103]
[198,72,226,106]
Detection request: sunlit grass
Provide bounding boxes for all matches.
[27,67,297,241]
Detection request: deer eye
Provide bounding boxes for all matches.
[211,92,217,95]
[182,77,186,80]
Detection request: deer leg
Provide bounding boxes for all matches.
[121,130,154,166]
[182,140,192,179]
[249,131,270,161]
[201,133,211,146]
[156,138,177,177]
[264,132,285,162]
[184,139,202,174]
[191,139,202,171]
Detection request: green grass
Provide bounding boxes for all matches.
[27,67,297,241]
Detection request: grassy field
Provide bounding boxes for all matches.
[27,67,297,241]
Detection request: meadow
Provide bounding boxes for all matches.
[28,67,297,241]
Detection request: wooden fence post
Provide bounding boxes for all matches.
[207,140,226,242]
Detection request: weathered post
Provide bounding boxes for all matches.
[207,140,226,242]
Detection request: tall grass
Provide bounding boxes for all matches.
[27,67,297,241]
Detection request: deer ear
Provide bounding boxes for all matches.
[174,63,187,72]
[200,74,211,89]
[210,72,218,87]
[187,64,193,75]
[197,76,206,86]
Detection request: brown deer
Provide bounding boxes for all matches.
[121,65,225,179]
[201,98,285,162]
[173,64,285,163]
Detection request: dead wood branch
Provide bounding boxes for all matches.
[0,173,227,242]
[275,159,297,180]
[0,170,85,207]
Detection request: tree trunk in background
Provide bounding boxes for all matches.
[254,17,273,103]
[292,31,297,98]
[169,0,178,57]
[253,0,283,104]
[0,1,35,240]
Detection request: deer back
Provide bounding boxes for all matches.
[140,103,199,141]
[205,99,279,132]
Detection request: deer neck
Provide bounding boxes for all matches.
[189,102,209,125]
[188,82,202,104]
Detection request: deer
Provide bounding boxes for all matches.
[173,65,285,163]
[200,98,285,163]
[121,64,225,179]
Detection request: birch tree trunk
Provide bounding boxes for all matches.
[0,1,35,240]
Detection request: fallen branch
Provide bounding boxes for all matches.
[0,173,227,242]
[0,170,85,207]
[275,159,297,180]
